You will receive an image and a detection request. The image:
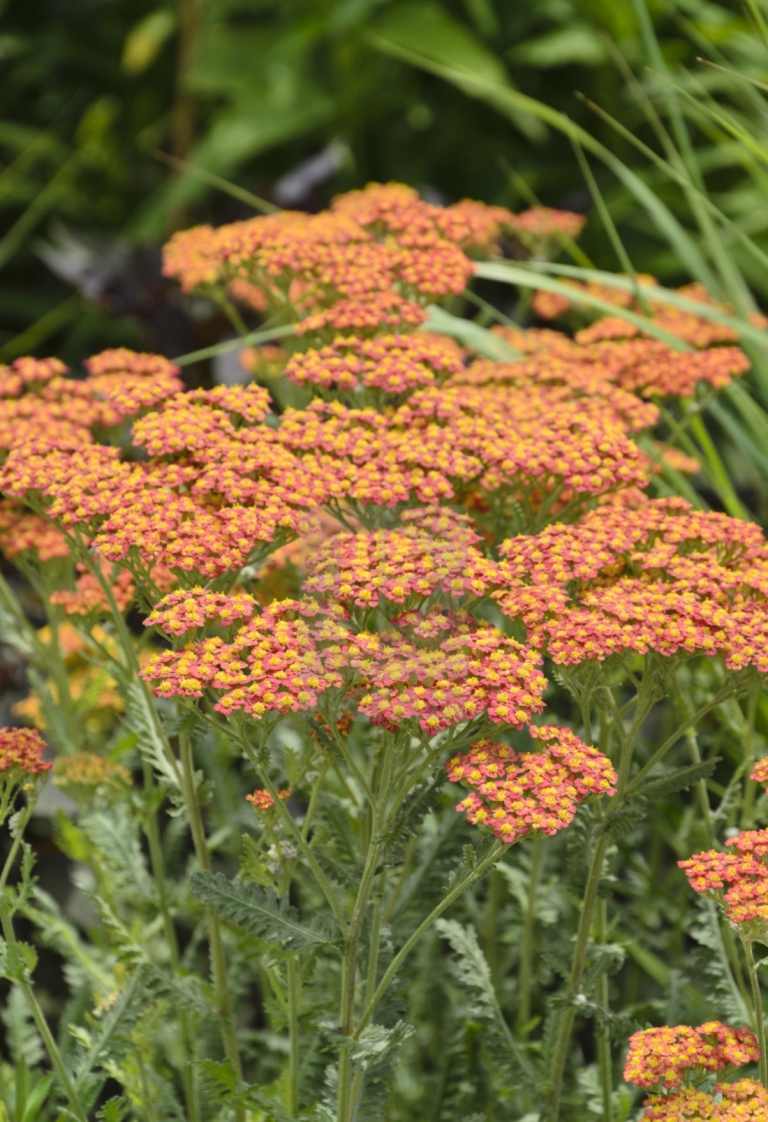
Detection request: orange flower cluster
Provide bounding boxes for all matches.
[678,828,768,927]
[496,495,768,669]
[164,184,576,335]
[0,503,69,562]
[303,521,494,609]
[624,1023,760,1089]
[446,725,617,844]
[246,787,291,811]
[142,588,546,736]
[322,612,543,733]
[750,758,768,787]
[143,597,338,718]
[640,1081,768,1120]
[284,332,463,397]
[0,376,315,580]
[144,588,258,636]
[493,323,750,401]
[532,276,765,355]
[0,727,51,776]
[53,753,130,791]
[505,206,586,242]
[49,567,134,617]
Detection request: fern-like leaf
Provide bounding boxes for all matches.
[190,871,333,949]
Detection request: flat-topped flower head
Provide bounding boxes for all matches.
[284,332,463,398]
[506,206,585,243]
[50,567,134,618]
[750,758,768,787]
[0,728,51,777]
[638,1080,768,1121]
[143,599,340,720]
[497,495,768,670]
[624,1023,760,1089]
[446,725,617,843]
[54,753,131,794]
[144,588,258,637]
[679,829,768,929]
[303,524,497,610]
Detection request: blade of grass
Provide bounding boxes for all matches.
[173,323,295,366]
[153,150,279,214]
[366,31,716,286]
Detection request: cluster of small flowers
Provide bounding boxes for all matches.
[531,276,766,351]
[624,1023,760,1089]
[246,787,291,811]
[677,759,768,928]
[284,332,463,397]
[495,494,768,671]
[624,1023,765,1120]
[445,725,617,843]
[49,567,134,617]
[0,727,51,776]
[640,1080,768,1120]
[493,322,751,401]
[53,753,131,791]
[141,587,547,735]
[162,182,575,331]
[303,522,495,608]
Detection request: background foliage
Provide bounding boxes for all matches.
[4,0,767,364]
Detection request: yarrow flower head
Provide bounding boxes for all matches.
[496,494,768,670]
[446,725,617,843]
[624,1023,760,1089]
[639,1080,768,1120]
[678,829,768,930]
[0,727,51,778]
[246,787,291,812]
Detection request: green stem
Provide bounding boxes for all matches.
[287,957,301,1116]
[336,750,394,1122]
[238,739,344,929]
[744,939,768,1086]
[626,686,737,795]
[354,841,505,1041]
[141,760,200,1122]
[517,836,544,1036]
[179,734,245,1117]
[0,804,88,1122]
[595,898,613,1122]
[544,830,611,1121]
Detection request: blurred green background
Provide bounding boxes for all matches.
[2,0,767,362]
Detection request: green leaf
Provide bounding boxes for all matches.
[509,27,608,68]
[368,3,544,141]
[190,871,332,949]
[75,969,146,1089]
[635,758,718,800]
[122,10,176,74]
[124,682,181,790]
[424,305,520,359]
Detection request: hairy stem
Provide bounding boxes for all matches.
[744,939,768,1086]
[517,836,544,1036]
[179,734,245,1116]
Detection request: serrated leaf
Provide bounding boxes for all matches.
[124,682,180,789]
[635,758,718,800]
[190,871,332,949]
